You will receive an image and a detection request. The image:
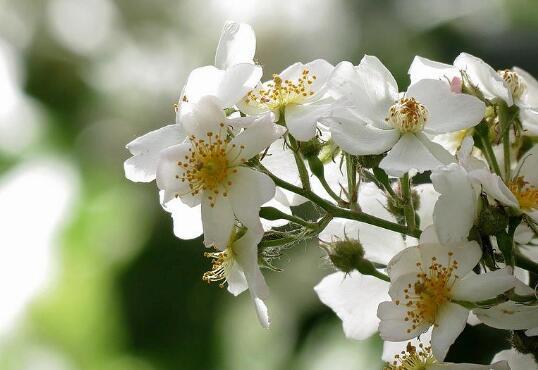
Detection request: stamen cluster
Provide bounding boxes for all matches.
[202,248,234,287]
[386,97,429,133]
[498,69,526,100]
[508,176,538,211]
[386,342,437,370]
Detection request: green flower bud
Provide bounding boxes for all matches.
[357,153,386,169]
[478,206,508,235]
[299,138,323,159]
[324,239,365,274]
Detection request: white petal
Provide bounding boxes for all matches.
[180,96,227,137]
[233,230,269,300]
[285,103,330,141]
[228,114,285,163]
[314,271,389,340]
[513,66,538,108]
[407,79,485,134]
[454,53,513,106]
[408,55,459,85]
[326,109,400,155]
[519,108,538,136]
[431,163,477,245]
[468,168,519,207]
[215,21,256,70]
[298,59,334,99]
[474,302,538,331]
[430,362,509,370]
[226,262,248,296]
[179,66,223,107]
[382,328,432,362]
[516,145,538,187]
[420,225,441,244]
[217,63,262,107]
[492,349,538,370]
[378,301,430,341]
[228,167,275,233]
[452,268,516,301]
[125,124,186,182]
[201,192,235,249]
[163,199,203,240]
[380,133,453,177]
[155,143,192,196]
[420,241,482,277]
[387,245,422,282]
[431,302,469,360]
[415,183,439,229]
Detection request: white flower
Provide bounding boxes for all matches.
[239,59,335,141]
[409,53,538,136]
[203,227,271,328]
[314,183,437,340]
[492,349,538,370]
[325,55,485,177]
[177,21,262,119]
[156,96,285,248]
[430,137,518,245]
[378,236,516,360]
[507,145,538,223]
[383,337,509,370]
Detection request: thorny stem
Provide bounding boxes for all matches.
[400,173,416,230]
[257,163,422,238]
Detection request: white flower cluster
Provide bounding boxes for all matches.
[124,22,538,369]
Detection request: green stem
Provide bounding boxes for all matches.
[258,164,421,238]
[287,134,311,191]
[259,206,318,229]
[400,173,416,230]
[345,154,359,211]
[478,134,502,177]
[515,249,538,275]
[318,175,345,205]
[503,130,511,182]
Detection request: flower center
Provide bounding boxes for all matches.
[244,69,317,111]
[508,176,538,211]
[386,97,429,133]
[202,248,235,287]
[498,69,526,100]
[395,253,458,332]
[176,125,243,207]
[385,342,437,370]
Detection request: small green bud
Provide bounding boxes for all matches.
[478,206,508,235]
[325,239,365,274]
[461,71,485,101]
[299,138,323,159]
[511,331,538,363]
[357,153,386,169]
[307,156,325,179]
[387,188,420,220]
[259,206,286,221]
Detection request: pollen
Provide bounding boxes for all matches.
[244,69,317,111]
[386,97,429,133]
[176,129,244,206]
[202,248,235,288]
[385,342,437,370]
[508,176,538,211]
[498,69,526,100]
[396,253,458,332]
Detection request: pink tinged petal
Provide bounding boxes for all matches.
[163,199,203,240]
[492,349,538,370]
[285,103,331,141]
[406,79,485,134]
[431,302,469,361]
[377,301,430,342]
[156,143,192,195]
[125,124,186,182]
[380,133,453,177]
[468,168,519,207]
[454,53,513,106]
[228,115,285,163]
[452,268,516,301]
[214,21,256,70]
[474,302,538,331]
[408,55,459,85]
[450,77,463,94]
[326,112,400,155]
[431,163,477,245]
[228,167,275,233]
[201,192,235,250]
[217,63,263,107]
[314,271,390,340]
[513,66,538,108]
[519,108,538,136]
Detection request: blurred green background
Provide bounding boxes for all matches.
[0,0,537,369]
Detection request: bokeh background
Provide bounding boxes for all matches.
[1,0,537,369]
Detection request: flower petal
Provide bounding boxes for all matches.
[285,103,330,141]
[217,63,263,107]
[314,271,390,340]
[378,301,430,341]
[474,301,538,331]
[492,349,538,370]
[408,55,460,85]
[201,192,235,249]
[516,145,538,187]
[519,108,538,136]
[431,302,469,360]
[429,362,509,370]
[468,168,519,208]
[163,198,203,239]
[407,79,485,134]
[382,328,432,362]
[454,53,513,106]
[326,109,400,155]
[215,21,256,70]
[431,163,477,245]
[452,268,516,301]
[155,143,192,198]
[298,59,334,99]
[125,124,186,182]
[380,133,452,177]
[180,96,227,137]
[513,66,538,108]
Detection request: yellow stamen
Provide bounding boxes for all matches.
[498,69,526,100]
[385,342,437,370]
[508,176,538,211]
[386,97,429,133]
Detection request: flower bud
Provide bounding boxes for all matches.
[324,239,365,274]
[478,206,508,235]
[357,153,386,169]
[299,138,323,159]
